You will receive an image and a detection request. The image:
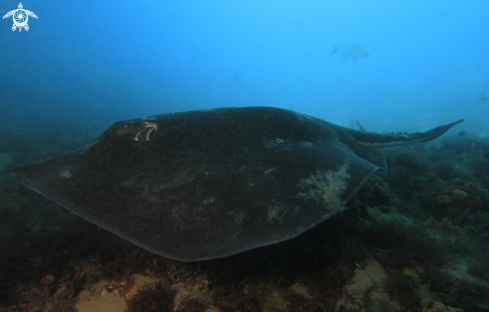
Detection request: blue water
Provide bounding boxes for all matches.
[1,0,488,136]
[2,2,489,310]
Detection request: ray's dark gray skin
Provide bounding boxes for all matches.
[12,107,464,261]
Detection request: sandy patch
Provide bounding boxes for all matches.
[289,283,313,299]
[76,274,156,312]
[344,258,400,312]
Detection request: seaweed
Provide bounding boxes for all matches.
[15,275,80,312]
[362,219,450,271]
[64,266,86,300]
[283,289,323,312]
[175,295,207,312]
[446,280,489,312]
[125,279,173,312]
[99,275,137,297]
[467,256,489,282]
[416,267,454,295]
[209,286,259,312]
[338,285,376,312]
[0,193,144,310]
[381,273,418,311]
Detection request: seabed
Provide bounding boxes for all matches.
[0,127,488,312]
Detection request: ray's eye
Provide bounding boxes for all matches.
[134,123,158,142]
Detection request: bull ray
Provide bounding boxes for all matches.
[12,107,464,261]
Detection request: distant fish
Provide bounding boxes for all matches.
[331,46,340,55]
[481,92,488,102]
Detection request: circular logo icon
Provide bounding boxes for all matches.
[13,9,28,28]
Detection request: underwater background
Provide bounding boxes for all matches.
[1,0,489,311]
